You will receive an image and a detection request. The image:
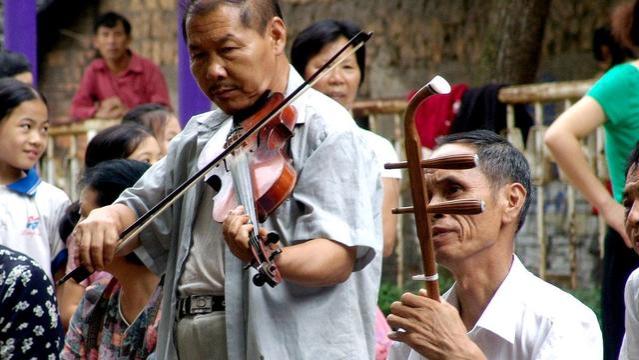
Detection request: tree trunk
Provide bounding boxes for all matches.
[485,0,553,84]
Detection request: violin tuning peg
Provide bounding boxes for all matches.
[266,232,280,245]
[392,206,414,214]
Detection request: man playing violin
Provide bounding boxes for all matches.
[73,0,382,359]
[387,130,602,359]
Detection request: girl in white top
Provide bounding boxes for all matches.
[0,78,70,282]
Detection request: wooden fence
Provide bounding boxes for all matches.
[45,79,600,289]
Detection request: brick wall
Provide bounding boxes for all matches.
[282,0,622,99]
[39,0,178,122]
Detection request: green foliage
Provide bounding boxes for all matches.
[378,266,456,315]
[378,282,403,315]
[378,271,602,326]
[568,286,602,327]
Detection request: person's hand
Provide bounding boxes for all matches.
[600,198,632,248]
[95,97,127,119]
[387,289,486,360]
[74,205,123,272]
[222,206,267,263]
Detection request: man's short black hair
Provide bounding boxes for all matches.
[94,11,132,36]
[0,50,32,78]
[182,0,283,41]
[437,129,532,233]
[291,20,366,84]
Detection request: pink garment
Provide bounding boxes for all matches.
[65,234,112,287]
[375,306,392,360]
[409,83,469,149]
[70,51,171,120]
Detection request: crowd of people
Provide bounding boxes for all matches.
[1,0,639,359]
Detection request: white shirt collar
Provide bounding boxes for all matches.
[443,254,525,344]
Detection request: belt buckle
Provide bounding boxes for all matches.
[189,295,213,315]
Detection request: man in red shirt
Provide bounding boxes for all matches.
[70,12,171,120]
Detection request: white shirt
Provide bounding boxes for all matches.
[389,256,602,360]
[359,129,402,179]
[620,268,639,359]
[0,180,70,281]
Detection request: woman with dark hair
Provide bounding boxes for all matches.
[122,103,182,155]
[292,20,366,110]
[58,122,160,328]
[84,122,162,168]
[292,20,400,359]
[0,78,70,281]
[0,50,33,84]
[545,2,639,358]
[61,159,162,359]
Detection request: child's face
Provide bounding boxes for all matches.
[0,99,48,180]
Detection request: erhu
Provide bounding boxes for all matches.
[385,76,484,301]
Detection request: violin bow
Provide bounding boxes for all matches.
[58,31,374,286]
[385,76,484,301]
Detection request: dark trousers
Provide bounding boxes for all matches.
[602,227,639,360]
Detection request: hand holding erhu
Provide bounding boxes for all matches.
[385,76,484,301]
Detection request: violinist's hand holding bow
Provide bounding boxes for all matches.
[222,206,269,263]
[76,203,138,272]
[387,289,486,360]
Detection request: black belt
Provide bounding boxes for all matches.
[177,295,225,318]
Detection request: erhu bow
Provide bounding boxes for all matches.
[385,76,484,301]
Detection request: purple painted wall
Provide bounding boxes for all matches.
[4,0,38,83]
[178,0,211,126]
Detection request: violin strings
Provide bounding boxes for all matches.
[229,153,262,250]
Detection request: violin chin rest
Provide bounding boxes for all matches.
[206,175,222,192]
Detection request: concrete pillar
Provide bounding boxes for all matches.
[4,0,38,83]
[177,0,211,126]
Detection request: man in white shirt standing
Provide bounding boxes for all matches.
[620,144,639,360]
[387,130,602,360]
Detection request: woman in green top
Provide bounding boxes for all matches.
[545,2,639,359]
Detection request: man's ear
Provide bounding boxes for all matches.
[267,17,287,55]
[501,182,527,227]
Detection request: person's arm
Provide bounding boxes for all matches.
[382,177,400,257]
[58,281,85,330]
[544,96,631,247]
[223,209,356,287]
[386,290,486,360]
[75,203,138,272]
[60,288,95,359]
[70,67,99,120]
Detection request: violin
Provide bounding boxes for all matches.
[58,31,373,287]
[385,76,484,300]
[201,91,298,287]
